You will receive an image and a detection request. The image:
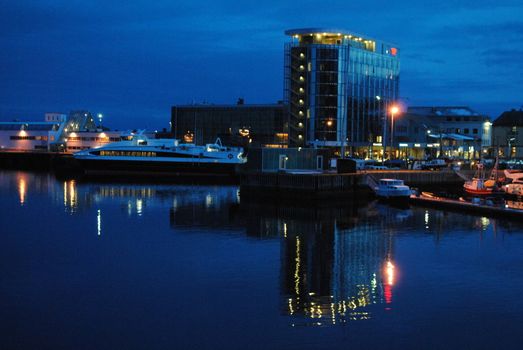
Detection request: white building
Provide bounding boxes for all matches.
[0,122,61,151]
[0,111,160,153]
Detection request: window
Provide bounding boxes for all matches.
[473,129,478,134]
[464,128,469,134]
[10,136,36,140]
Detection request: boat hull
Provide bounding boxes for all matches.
[463,187,495,195]
[75,158,241,178]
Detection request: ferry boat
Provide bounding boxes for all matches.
[373,179,413,200]
[73,135,246,177]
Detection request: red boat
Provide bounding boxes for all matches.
[463,160,503,195]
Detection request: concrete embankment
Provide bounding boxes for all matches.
[240,169,466,200]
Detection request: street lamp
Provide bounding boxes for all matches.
[389,105,399,160]
[97,113,103,129]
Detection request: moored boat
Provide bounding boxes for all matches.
[503,170,523,197]
[374,178,413,200]
[463,160,503,196]
[73,135,246,178]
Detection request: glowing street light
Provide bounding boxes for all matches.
[97,113,103,129]
[390,105,400,160]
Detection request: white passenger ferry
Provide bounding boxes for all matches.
[73,135,246,177]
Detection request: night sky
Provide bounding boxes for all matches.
[1,0,522,130]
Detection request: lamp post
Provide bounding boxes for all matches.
[389,106,399,160]
[97,113,103,129]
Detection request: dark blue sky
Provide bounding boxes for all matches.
[1,0,522,129]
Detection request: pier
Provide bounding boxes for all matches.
[0,150,72,171]
[240,169,466,199]
[410,193,523,220]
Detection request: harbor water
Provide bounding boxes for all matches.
[2,171,523,349]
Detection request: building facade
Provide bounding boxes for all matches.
[0,111,138,152]
[171,102,288,148]
[492,109,523,159]
[284,28,400,153]
[393,106,491,160]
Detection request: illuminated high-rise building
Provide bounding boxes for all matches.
[284,28,400,155]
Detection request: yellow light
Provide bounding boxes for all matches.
[19,130,27,137]
[390,106,399,114]
[18,175,27,205]
[385,261,395,286]
[326,120,333,127]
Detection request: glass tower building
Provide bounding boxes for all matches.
[284,28,400,156]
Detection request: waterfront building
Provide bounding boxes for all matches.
[171,101,288,148]
[492,109,523,159]
[394,106,491,160]
[284,28,400,156]
[0,111,143,153]
[0,121,62,151]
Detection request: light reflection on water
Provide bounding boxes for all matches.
[2,171,523,348]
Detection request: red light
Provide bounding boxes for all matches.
[391,47,398,56]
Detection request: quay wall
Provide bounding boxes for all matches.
[240,170,466,200]
[0,151,66,170]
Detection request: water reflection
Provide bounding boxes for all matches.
[266,203,399,326]
[18,174,27,205]
[2,171,523,330]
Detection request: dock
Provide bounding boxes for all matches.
[240,170,466,200]
[0,150,73,171]
[410,194,523,220]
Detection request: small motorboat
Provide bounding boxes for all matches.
[503,170,523,197]
[374,178,413,200]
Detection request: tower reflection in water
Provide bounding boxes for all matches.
[266,203,397,326]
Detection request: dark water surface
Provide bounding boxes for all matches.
[2,171,523,350]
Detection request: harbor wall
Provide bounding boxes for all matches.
[240,170,466,200]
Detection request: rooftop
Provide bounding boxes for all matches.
[493,110,523,127]
[284,27,397,47]
[408,106,484,117]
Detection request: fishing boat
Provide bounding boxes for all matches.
[463,159,503,195]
